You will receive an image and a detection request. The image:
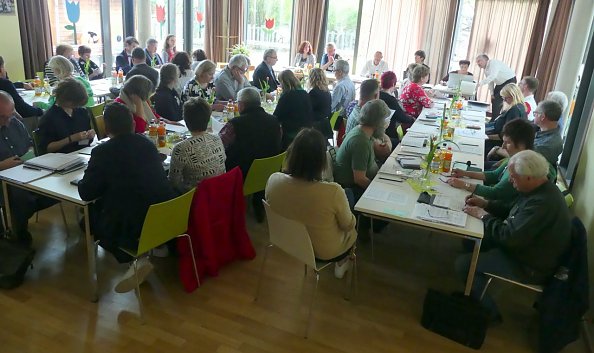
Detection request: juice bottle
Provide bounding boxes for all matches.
[442,147,453,173]
[157,120,167,147]
[34,76,42,96]
[148,121,158,145]
[117,69,124,85]
[227,100,234,120]
[430,147,442,174]
[234,102,239,117]
[111,69,118,87]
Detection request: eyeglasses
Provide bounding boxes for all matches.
[268,56,278,60]
[237,66,248,73]
[533,111,543,116]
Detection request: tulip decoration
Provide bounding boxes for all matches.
[196,11,204,39]
[64,0,80,44]
[264,18,275,39]
[156,4,166,38]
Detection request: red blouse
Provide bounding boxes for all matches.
[114,97,161,133]
[399,82,433,118]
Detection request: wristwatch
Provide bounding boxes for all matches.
[480,214,488,221]
[465,182,470,190]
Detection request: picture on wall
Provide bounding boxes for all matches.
[0,0,15,14]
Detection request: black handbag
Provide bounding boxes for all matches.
[0,238,35,289]
[421,289,489,349]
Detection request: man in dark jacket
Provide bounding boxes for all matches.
[78,102,174,293]
[218,87,281,221]
[252,49,279,93]
[0,56,43,118]
[115,36,139,75]
[126,48,159,89]
[456,150,571,320]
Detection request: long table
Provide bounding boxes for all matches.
[354,102,487,295]
[20,78,114,107]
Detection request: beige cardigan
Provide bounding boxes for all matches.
[265,173,357,260]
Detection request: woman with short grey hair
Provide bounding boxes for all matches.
[45,55,94,107]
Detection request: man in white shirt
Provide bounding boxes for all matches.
[518,76,539,121]
[476,54,517,117]
[360,51,389,78]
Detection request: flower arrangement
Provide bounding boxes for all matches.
[230,43,250,57]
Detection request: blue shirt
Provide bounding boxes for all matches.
[0,117,31,161]
[331,76,355,113]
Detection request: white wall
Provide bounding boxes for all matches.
[0,1,25,81]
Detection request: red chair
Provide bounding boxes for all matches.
[177,167,256,292]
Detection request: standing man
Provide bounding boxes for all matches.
[518,76,539,121]
[145,38,164,68]
[360,51,389,78]
[252,49,279,93]
[476,54,517,117]
[115,36,140,75]
[321,42,342,72]
[414,50,430,83]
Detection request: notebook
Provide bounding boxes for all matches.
[24,153,85,172]
[412,203,468,227]
[0,165,53,184]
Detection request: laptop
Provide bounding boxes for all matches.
[447,73,474,88]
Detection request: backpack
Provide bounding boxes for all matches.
[0,237,35,289]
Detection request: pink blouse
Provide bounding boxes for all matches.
[399,82,433,118]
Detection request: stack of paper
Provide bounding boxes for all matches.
[412,203,468,227]
[25,153,85,172]
[166,121,188,134]
[0,165,53,184]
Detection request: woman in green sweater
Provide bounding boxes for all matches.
[448,119,536,203]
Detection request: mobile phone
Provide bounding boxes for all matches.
[70,178,81,186]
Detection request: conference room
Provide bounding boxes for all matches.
[0,0,593,352]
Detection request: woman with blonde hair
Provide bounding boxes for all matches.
[293,41,316,68]
[308,68,332,138]
[273,70,313,149]
[46,55,94,107]
[161,34,177,63]
[485,83,527,152]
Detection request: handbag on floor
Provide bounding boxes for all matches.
[0,237,35,289]
[421,289,489,349]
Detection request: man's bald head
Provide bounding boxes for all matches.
[0,91,16,126]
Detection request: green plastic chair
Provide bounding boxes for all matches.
[397,125,404,140]
[88,102,105,119]
[329,110,342,130]
[119,188,199,321]
[31,129,45,156]
[243,152,287,196]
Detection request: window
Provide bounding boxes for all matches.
[325,0,359,65]
[448,0,475,73]
[150,0,169,45]
[109,0,124,69]
[175,0,184,50]
[244,0,294,68]
[192,0,206,51]
[48,0,104,64]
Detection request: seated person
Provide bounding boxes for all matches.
[126,47,159,89]
[360,51,389,78]
[456,150,571,321]
[115,75,161,133]
[183,60,217,105]
[46,55,95,107]
[307,68,332,138]
[488,100,563,170]
[144,38,164,68]
[0,92,56,245]
[345,79,379,134]
[448,119,536,204]
[171,52,195,95]
[293,41,316,68]
[38,78,95,154]
[77,45,104,81]
[400,63,419,91]
[153,63,183,122]
[485,83,526,153]
[169,97,226,193]
[545,91,569,130]
[273,70,313,149]
[45,44,85,86]
[400,65,433,132]
[331,60,356,113]
[161,34,177,64]
[0,56,43,118]
[266,128,357,278]
[214,54,251,101]
[252,49,279,93]
[321,42,341,72]
[440,59,473,83]
[333,99,391,202]
[518,76,538,121]
[379,71,415,144]
[219,87,281,221]
[414,49,430,83]
[190,49,207,71]
[115,36,140,75]
[78,102,175,293]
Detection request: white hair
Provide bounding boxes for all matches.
[49,55,74,80]
[237,87,261,107]
[263,49,276,60]
[228,54,248,69]
[545,91,569,111]
[334,60,349,75]
[509,150,549,178]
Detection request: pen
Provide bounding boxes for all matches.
[460,143,479,147]
[379,177,403,183]
[23,165,41,171]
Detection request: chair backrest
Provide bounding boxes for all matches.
[31,129,45,156]
[88,102,105,118]
[243,152,287,196]
[321,149,334,182]
[263,200,317,269]
[397,125,404,140]
[329,110,342,130]
[136,188,196,256]
[92,115,107,140]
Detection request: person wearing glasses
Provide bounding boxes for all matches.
[214,54,252,101]
[252,49,279,93]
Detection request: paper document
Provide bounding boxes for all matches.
[455,127,488,140]
[431,194,465,211]
[25,153,85,171]
[458,143,483,155]
[412,203,468,227]
[407,123,440,135]
[166,121,188,134]
[362,183,408,206]
[0,165,53,184]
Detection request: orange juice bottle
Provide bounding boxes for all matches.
[34,76,42,96]
[157,120,166,147]
[148,122,158,145]
[442,147,453,173]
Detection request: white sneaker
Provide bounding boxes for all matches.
[150,245,169,258]
[115,257,154,293]
[334,260,351,279]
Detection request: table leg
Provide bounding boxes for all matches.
[84,205,98,302]
[464,238,481,295]
[2,181,12,231]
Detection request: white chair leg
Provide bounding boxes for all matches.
[59,203,70,239]
[345,247,357,301]
[305,271,319,338]
[180,234,200,288]
[479,276,493,301]
[133,259,145,324]
[254,244,271,301]
[370,217,375,260]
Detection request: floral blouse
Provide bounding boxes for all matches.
[399,82,433,118]
[182,79,215,102]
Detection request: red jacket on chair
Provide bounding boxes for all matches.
[178,167,256,292]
